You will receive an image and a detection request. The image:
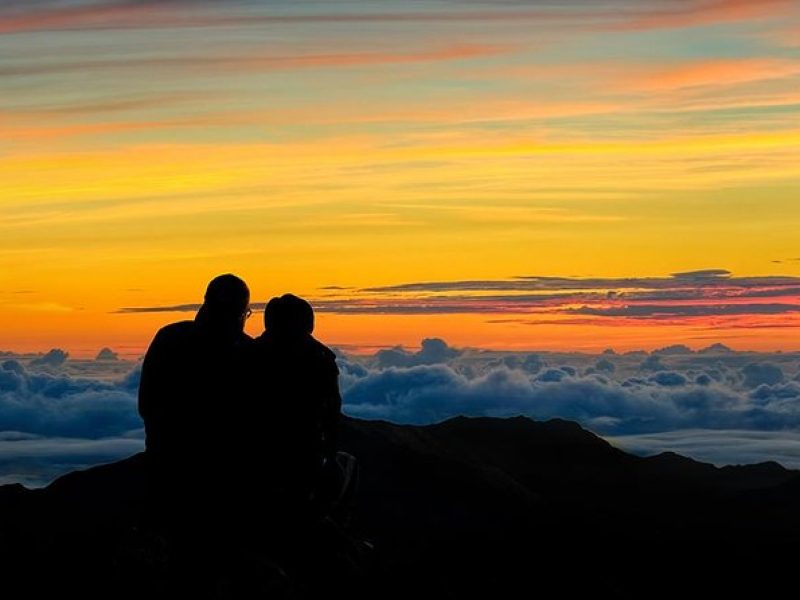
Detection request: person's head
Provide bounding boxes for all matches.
[264,293,314,337]
[196,274,251,331]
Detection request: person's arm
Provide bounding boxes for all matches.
[138,328,170,454]
[321,351,342,460]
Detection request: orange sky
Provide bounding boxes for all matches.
[2,0,800,357]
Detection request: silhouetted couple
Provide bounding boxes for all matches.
[137,274,356,596]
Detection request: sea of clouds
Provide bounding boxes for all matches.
[3,339,800,486]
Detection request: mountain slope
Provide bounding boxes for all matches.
[2,415,799,598]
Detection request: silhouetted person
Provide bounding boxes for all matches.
[249,294,342,511]
[245,294,366,597]
[137,274,252,594]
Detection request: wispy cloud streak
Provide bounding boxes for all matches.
[3,0,793,35]
[116,270,800,327]
[0,44,508,78]
[610,0,795,31]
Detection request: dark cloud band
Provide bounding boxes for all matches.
[116,271,800,322]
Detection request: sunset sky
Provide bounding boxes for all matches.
[2,0,800,357]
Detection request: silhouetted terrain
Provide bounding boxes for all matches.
[2,416,799,598]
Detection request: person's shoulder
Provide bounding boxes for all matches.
[250,331,278,356]
[251,332,337,364]
[308,337,338,367]
[150,320,197,345]
[235,330,254,344]
[155,320,196,337]
[309,336,335,357]
[252,331,272,348]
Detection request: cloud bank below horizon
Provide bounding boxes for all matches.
[4,339,800,486]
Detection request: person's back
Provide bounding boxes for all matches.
[138,274,252,526]
[244,295,369,598]
[247,294,341,510]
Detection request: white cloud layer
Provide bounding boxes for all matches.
[338,340,800,435]
[607,429,800,469]
[3,339,800,486]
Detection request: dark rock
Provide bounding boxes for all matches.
[2,416,799,599]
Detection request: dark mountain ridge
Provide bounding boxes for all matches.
[2,415,799,598]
